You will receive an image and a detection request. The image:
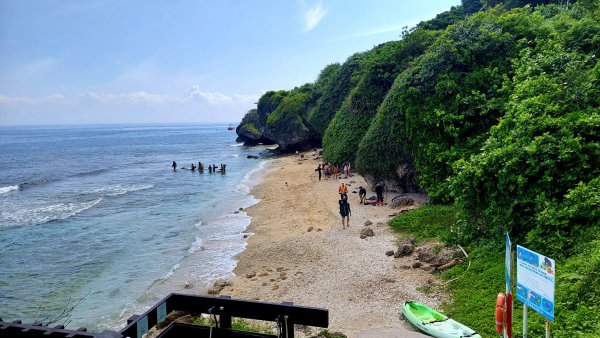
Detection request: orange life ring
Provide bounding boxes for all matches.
[495,293,505,333]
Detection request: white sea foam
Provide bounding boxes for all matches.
[230,143,244,147]
[164,263,180,279]
[235,160,266,195]
[188,236,205,254]
[0,198,102,228]
[0,185,19,194]
[92,184,154,197]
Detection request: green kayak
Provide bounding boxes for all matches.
[403,301,482,338]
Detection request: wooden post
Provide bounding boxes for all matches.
[218,296,232,329]
[282,301,294,338]
[523,304,528,338]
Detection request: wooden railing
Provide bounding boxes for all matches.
[1,293,329,338]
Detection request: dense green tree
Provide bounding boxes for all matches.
[357,7,545,201]
[417,6,467,30]
[306,53,365,138]
[450,36,600,252]
[462,0,484,14]
[323,29,440,166]
[256,90,288,130]
[311,63,341,97]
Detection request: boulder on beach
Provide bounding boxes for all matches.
[360,228,374,239]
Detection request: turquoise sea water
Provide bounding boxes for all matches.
[0,124,265,331]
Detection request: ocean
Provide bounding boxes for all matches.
[0,124,266,331]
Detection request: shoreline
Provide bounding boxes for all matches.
[213,151,444,337]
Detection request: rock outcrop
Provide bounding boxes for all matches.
[236,93,319,150]
[262,115,317,151]
[235,109,274,146]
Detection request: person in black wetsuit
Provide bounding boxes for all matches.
[339,196,351,229]
[208,165,213,173]
[191,163,196,171]
[172,161,177,171]
[315,164,322,181]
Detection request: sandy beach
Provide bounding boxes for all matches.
[214,152,444,337]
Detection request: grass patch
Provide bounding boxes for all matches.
[389,204,458,241]
[191,316,274,335]
[389,204,600,337]
[438,243,505,337]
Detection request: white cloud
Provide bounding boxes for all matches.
[80,91,187,104]
[0,93,65,104]
[45,93,65,100]
[304,2,327,32]
[2,89,258,107]
[188,85,258,105]
[0,95,30,104]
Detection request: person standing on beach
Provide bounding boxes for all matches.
[343,163,348,179]
[339,196,351,229]
[375,182,384,206]
[172,161,177,171]
[333,164,338,180]
[315,164,322,181]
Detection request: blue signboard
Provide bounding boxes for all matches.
[516,245,555,321]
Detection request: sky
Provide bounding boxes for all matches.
[0,0,461,126]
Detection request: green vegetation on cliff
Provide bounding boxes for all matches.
[235,109,262,142]
[257,90,288,129]
[450,19,600,249]
[357,7,542,201]
[323,28,440,165]
[307,53,365,137]
[264,84,319,149]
